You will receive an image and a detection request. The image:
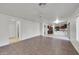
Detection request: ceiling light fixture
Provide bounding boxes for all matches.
[53,17,60,24]
[55,19,59,24]
[38,3,47,6]
[53,17,65,24]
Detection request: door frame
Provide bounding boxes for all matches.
[9,20,21,43]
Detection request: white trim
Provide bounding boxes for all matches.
[70,40,79,53]
[0,42,9,47]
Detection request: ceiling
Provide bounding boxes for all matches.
[0,3,79,23]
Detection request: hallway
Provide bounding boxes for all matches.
[46,31,69,40]
[0,36,78,55]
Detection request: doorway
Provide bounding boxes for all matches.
[9,20,21,44]
[44,23,69,40]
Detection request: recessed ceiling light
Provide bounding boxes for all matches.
[53,18,64,24]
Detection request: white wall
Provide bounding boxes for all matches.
[0,13,41,47]
[40,23,48,36]
[67,21,70,39]
[76,17,79,42]
[0,14,10,46]
[68,8,79,53]
[69,16,79,53]
[20,19,40,40]
[9,20,16,38]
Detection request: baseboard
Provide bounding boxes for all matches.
[23,35,41,40]
[0,35,41,47]
[70,40,79,54]
[0,42,9,47]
